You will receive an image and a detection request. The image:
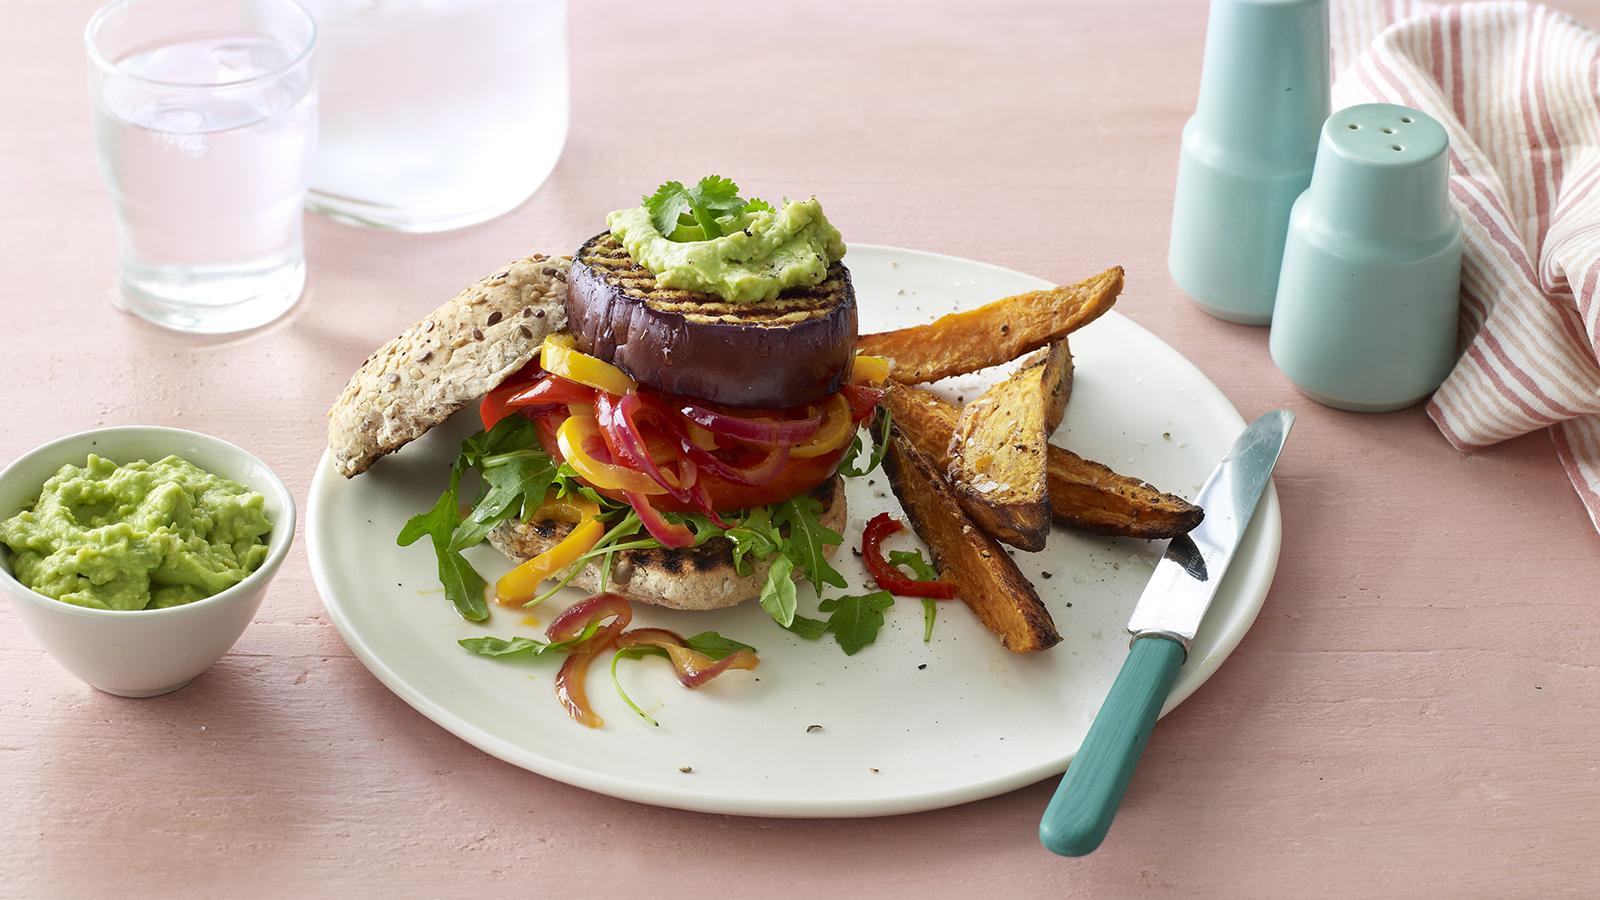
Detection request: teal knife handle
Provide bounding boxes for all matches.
[1039,636,1185,856]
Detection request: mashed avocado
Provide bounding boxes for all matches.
[608,197,846,304]
[0,455,272,611]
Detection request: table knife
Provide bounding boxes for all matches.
[1039,408,1294,856]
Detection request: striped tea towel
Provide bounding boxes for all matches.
[1332,1,1600,532]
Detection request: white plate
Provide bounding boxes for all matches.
[307,244,1281,818]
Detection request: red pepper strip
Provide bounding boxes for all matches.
[613,627,759,688]
[509,374,598,409]
[840,384,886,422]
[548,593,634,729]
[861,512,958,599]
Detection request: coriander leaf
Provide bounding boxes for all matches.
[839,409,892,478]
[785,615,830,640]
[775,496,846,593]
[398,463,488,622]
[458,635,548,657]
[646,175,762,241]
[448,452,557,551]
[817,591,895,655]
[644,180,693,238]
[684,631,756,660]
[693,175,745,216]
[759,555,798,627]
[741,197,774,215]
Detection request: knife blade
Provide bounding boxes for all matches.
[1039,409,1293,857]
[1125,407,1294,653]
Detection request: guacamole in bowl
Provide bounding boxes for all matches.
[0,454,273,611]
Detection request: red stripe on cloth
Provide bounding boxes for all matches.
[1480,328,1583,419]
[1449,9,1467,123]
[1465,342,1549,428]
[1519,6,1553,257]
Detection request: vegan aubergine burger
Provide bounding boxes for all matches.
[328,177,892,624]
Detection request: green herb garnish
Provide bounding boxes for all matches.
[408,406,885,639]
[758,555,799,627]
[684,632,757,660]
[817,591,896,656]
[644,175,772,242]
[838,408,892,478]
[889,548,942,642]
[398,459,488,622]
[774,496,847,595]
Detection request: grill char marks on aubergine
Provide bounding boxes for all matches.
[565,232,858,409]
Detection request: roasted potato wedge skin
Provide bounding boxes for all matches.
[1043,338,1072,433]
[882,385,1203,540]
[860,267,1121,384]
[1044,449,1205,538]
[881,425,1060,653]
[947,349,1058,551]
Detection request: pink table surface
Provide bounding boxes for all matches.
[6,1,1600,896]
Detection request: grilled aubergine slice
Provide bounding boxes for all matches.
[566,232,857,409]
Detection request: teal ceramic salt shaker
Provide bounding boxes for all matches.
[1269,104,1462,412]
[1169,0,1330,325]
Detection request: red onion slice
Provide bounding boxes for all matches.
[596,392,691,502]
[614,628,759,688]
[546,591,633,645]
[624,492,696,549]
[679,402,822,445]
[547,592,634,729]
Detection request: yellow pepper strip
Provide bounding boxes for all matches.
[684,420,719,451]
[850,353,892,385]
[541,333,637,396]
[790,393,857,458]
[556,414,667,495]
[529,493,598,526]
[495,493,604,606]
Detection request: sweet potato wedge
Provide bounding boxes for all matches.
[881,425,1060,653]
[859,267,1122,384]
[1044,338,1072,432]
[881,385,1204,540]
[946,343,1072,551]
[1042,451,1206,538]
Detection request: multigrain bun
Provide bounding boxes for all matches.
[327,254,569,477]
[487,477,847,611]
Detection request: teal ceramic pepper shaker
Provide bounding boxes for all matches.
[1268,104,1463,412]
[1169,0,1330,325]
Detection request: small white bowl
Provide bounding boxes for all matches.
[0,426,295,697]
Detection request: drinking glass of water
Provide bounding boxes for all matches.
[86,0,318,334]
[300,0,567,233]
